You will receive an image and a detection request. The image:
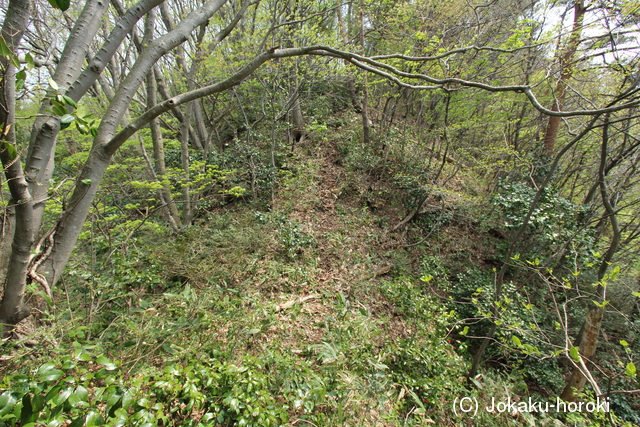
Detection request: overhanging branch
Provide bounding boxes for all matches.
[108,44,640,153]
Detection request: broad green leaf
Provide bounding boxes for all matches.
[38,370,64,382]
[25,52,34,68]
[626,362,637,378]
[511,336,522,348]
[0,35,11,57]
[60,114,74,130]
[62,95,77,108]
[16,69,26,80]
[3,141,18,161]
[60,114,74,124]
[20,394,34,425]
[0,391,17,416]
[31,394,45,414]
[81,179,92,185]
[48,78,58,91]
[620,340,629,347]
[54,387,74,406]
[74,385,89,402]
[68,417,85,427]
[52,105,66,116]
[569,346,580,363]
[85,410,105,426]
[56,0,70,11]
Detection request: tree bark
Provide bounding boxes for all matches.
[541,1,586,158]
[0,0,34,330]
[560,114,620,401]
[358,0,371,145]
[147,67,181,230]
[37,0,230,288]
[25,0,109,232]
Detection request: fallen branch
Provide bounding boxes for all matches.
[275,294,319,312]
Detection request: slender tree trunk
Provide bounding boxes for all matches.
[147,68,181,229]
[143,9,181,230]
[468,115,602,379]
[560,115,620,401]
[542,1,585,158]
[180,101,194,225]
[0,206,13,286]
[336,3,361,114]
[289,84,305,144]
[358,0,371,145]
[0,0,34,330]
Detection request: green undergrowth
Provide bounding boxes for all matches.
[2,272,476,426]
[3,129,637,427]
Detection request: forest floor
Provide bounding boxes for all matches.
[2,129,635,427]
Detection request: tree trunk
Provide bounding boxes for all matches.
[468,115,602,379]
[26,0,109,232]
[143,9,181,231]
[0,0,34,331]
[358,0,371,145]
[560,115,620,401]
[542,1,585,158]
[147,68,182,230]
[36,0,230,289]
[289,85,305,144]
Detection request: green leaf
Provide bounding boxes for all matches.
[60,114,74,124]
[592,300,609,309]
[54,387,74,406]
[20,394,33,425]
[37,368,64,382]
[460,326,469,336]
[81,179,92,185]
[62,95,77,108]
[107,396,123,418]
[60,114,74,130]
[68,417,85,427]
[31,394,45,414]
[620,340,629,347]
[0,391,17,416]
[511,336,522,348]
[48,78,59,91]
[569,346,580,363]
[85,410,105,426]
[0,35,11,57]
[626,362,637,378]
[55,0,70,11]
[74,385,89,402]
[16,69,26,80]
[3,141,18,161]
[52,104,66,116]
[25,52,34,68]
